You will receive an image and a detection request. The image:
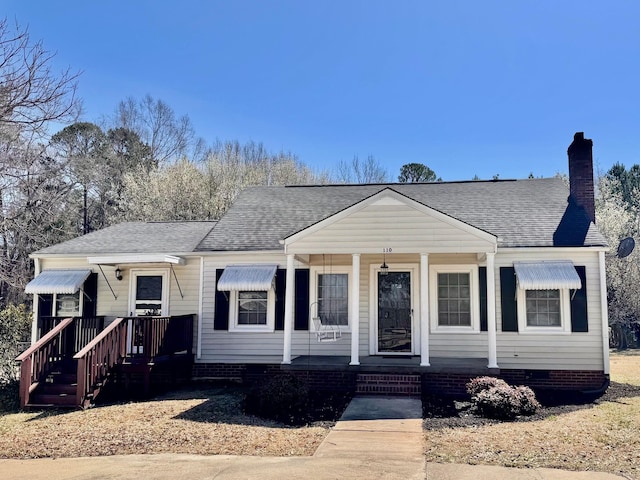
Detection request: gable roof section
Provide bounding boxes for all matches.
[196,178,607,252]
[283,188,497,254]
[35,221,217,256]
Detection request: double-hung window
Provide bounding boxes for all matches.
[229,289,275,332]
[430,265,479,332]
[218,264,279,333]
[514,261,578,334]
[517,288,571,333]
[311,267,350,330]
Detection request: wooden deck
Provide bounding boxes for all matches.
[16,315,195,409]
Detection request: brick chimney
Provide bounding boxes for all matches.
[567,132,595,224]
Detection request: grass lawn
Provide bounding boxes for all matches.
[0,385,329,458]
[424,350,640,479]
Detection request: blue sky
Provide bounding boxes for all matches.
[5,1,640,181]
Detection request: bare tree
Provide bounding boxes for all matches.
[336,155,390,183]
[114,95,195,164]
[0,18,80,136]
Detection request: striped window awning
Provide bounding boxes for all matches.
[25,269,92,295]
[217,264,278,291]
[513,261,582,290]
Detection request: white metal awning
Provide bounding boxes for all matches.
[87,254,186,265]
[217,264,278,291]
[513,261,582,290]
[25,269,92,295]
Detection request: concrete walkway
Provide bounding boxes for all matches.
[0,396,628,480]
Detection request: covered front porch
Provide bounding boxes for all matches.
[278,188,501,370]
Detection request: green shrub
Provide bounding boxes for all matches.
[0,381,20,413]
[243,374,310,425]
[466,376,540,420]
[0,304,32,384]
[465,376,509,396]
[514,385,541,415]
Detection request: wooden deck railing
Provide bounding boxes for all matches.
[17,314,195,408]
[73,314,195,407]
[15,317,75,408]
[38,316,105,352]
[127,314,195,360]
[73,318,128,409]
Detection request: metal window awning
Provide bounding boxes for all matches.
[513,261,582,290]
[87,254,186,265]
[217,264,278,291]
[25,269,92,295]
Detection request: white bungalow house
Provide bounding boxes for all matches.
[20,132,609,407]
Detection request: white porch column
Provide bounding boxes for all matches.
[420,253,430,366]
[350,254,360,365]
[282,254,295,364]
[486,252,499,368]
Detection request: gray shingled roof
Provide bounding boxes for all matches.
[36,221,216,255]
[196,178,607,251]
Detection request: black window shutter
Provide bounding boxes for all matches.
[38,294,53,320]
[274,269,310,331]
[570,265,588,332]
[294,269,310,330]
[214,269,229,330]
[500,267,518,332]
[479,267,487,331]
[275,269,286,330]
[82,272,98,317]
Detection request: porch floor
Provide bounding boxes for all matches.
[284,355,499,375]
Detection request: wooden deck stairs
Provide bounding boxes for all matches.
[16,315,195,409]
[28,363,79,408]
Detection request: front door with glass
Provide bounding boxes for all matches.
[377,271,412,353]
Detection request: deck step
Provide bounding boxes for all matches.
[39,383,77,395]
[30,393,78,406]
[356,373,421,396]
[47,372,77,384]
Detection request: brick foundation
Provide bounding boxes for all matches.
[192,363,357,393]
[357,373,421,396]
[192,363,608,396]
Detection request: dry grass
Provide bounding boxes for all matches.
[0,385,328,459]
[424,350,640,479]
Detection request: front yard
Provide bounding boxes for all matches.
[0,385,329,458]
[424,350,640,479]
[1,352,638,479]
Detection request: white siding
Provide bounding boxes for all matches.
[35,256,201,328]
[287,204,496,254]
[495,250,604,371]
[197,249,606,372]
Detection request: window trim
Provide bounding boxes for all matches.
[429,264,480,333]
[53,291,83,317]
[228,289,276,332]
[309,266,352,332]
[517,287,572,334]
